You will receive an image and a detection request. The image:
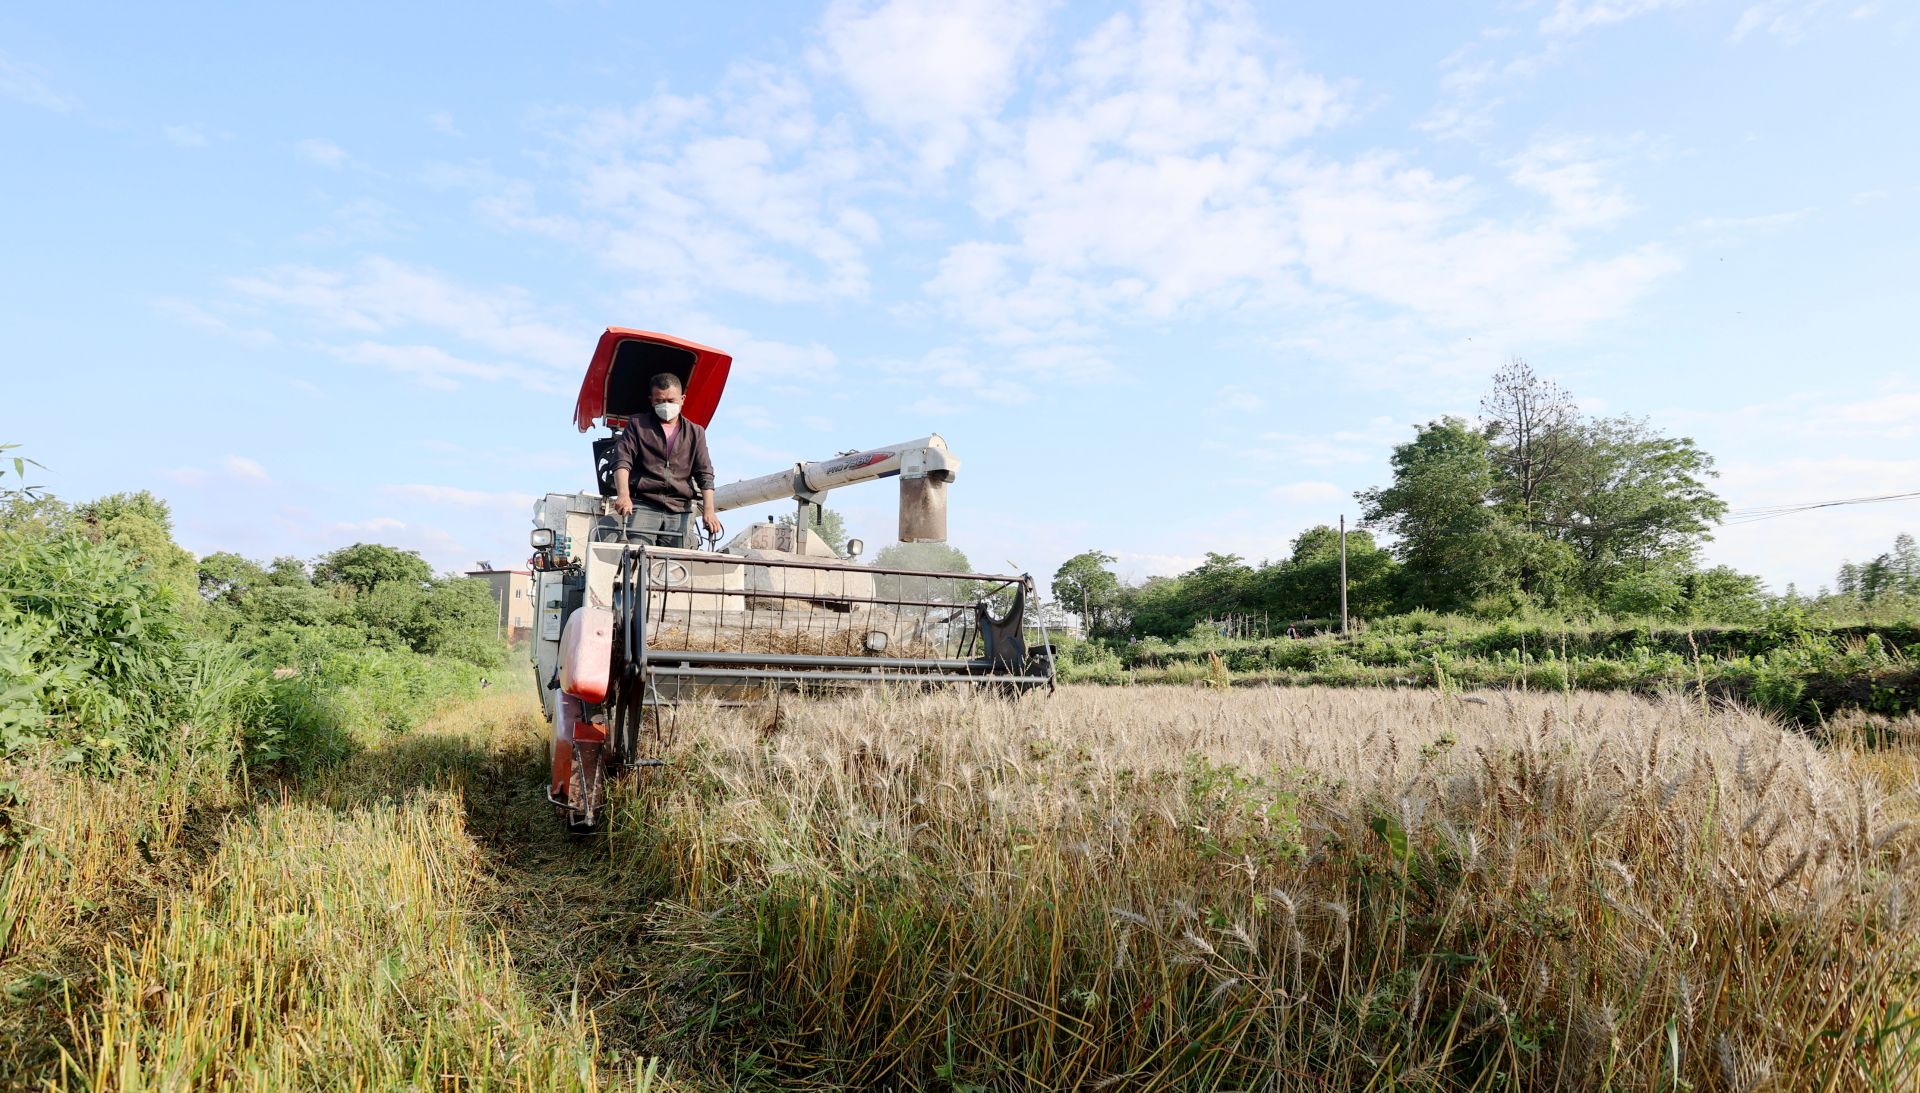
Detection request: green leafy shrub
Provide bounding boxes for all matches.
[0,529,258,769]
[258,646,488,771]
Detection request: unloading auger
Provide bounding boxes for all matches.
[525,328,1055,830]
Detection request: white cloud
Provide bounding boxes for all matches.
[1287,156,1678,340]
[876,345,1035,409]
[521,63,880,305]
[1732,0,1853,41]
[1426,3,1679,138]
[230,257,581,370]
[1262,415,1410,466]
[1507,136,1634,228]
[0,52,77,112]
[383,484,538,511]
[1664,384,1920,450]
[923,3,1671,378]
[151,297,277,346]
[296,198,413,245]
[339,517,408,533]
[816,0,1053,171]
[1111,550,1206,579]
[329,341,545,391]
[295,138,354,169]
[1219,384,1268,412]
[1270,480,1342,504]
[726,404,777,431]
[1680,209,1812,234]
[312,515,474,572]
[157,455,273,489]
[218,455,271,483]
[426,111,460,136]
[965,0,1344,300]
[162,123,222,148]
[661,313,839,381]
[1541,0,1686,37]
[1652,385,1920,589]
[903,394,963,418]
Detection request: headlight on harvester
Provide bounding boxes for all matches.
[530,528,555,550]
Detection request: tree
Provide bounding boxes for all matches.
[313,543,431,594]
[1605,568,1685,618]
[1683,566,1766,620]
[778,506,853,558]
[265,555,311,587]
[1124,575,1194,639]
[75,491,198,605]
[1837,561,1862,598]
[1052,551,1122,636]
[1548,416,1726,597]
[871,541,976,604]
[1481,357,1579,539]
[1357,418,1514,612]
[1358,362,1731,615]
[198,551,268,604]
[1182,553,1256,625]
[1260,525,1399,620]
[416,578,504,665]
[1891,533,1919,595]
[1844,532,1920,602]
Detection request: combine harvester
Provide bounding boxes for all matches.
[525,329,1055,830]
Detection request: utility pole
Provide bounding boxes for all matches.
[1339,515,1349,637]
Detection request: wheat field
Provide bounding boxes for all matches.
[620,685,1920,1090]
[3,683,1915,1090]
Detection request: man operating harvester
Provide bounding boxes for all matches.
[610,372,721,547]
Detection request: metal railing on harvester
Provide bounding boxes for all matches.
[599,543,1055,768]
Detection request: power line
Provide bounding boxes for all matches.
[1720,490,1920,526]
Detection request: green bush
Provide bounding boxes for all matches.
[0,528,259,769]
[257,646,489,772]
[1,481,502,776]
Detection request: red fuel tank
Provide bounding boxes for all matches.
[558,604,613,703]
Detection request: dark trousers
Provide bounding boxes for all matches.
[620,501,691,548]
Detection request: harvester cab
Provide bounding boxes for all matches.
[527,328,1055,831]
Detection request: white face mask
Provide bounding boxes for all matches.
[653,402,681,422]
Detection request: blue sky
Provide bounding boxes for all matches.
[3,0,1916,594]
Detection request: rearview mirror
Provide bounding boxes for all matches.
[846,538,865,558]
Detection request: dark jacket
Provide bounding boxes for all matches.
[611,417,715,512]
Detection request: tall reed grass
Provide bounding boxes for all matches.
[613,687,1920,1090]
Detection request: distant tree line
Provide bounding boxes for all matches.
[1834,533,1920,603]
[1054,359,1779,638]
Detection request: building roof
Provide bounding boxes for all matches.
[465,565,530,577]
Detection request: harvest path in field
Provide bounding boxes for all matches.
[452,694,679,1068]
